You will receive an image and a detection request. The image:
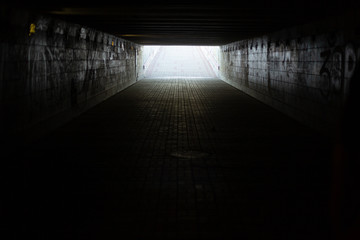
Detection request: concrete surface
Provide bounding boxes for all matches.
[219,18,360,135]
[0,14,140,143]
[5,77,333,240]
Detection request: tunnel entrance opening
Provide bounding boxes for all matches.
[141,46,219,79]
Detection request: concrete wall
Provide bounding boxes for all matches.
[0,10,140,144]
[199,46,220,78]
[219,13,360,135]
[140,46,160,79]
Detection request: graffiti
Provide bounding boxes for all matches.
[25,16,135,117]
[0,13,140,138]
[319,44,359,101]
[80,28,87,40]
[343,44,358,97]
[81,30,98,97]
[319,47,343,99]
[27,18,62,112]
[29,23,36,36]
[284,48,297,78]
[265,41,298,96]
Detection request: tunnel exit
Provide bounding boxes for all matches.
[141,46,219,78]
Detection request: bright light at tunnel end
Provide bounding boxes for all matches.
[141,45,220,79]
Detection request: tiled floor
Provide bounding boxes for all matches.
[13,78,332,239]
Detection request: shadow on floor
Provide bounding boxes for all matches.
[3,78,334,240]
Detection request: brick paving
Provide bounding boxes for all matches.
[14,78,332,240]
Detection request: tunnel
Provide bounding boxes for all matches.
[1,2,360,240]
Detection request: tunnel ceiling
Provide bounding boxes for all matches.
[21,1,356,45]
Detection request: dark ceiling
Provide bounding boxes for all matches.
[19,1,358,45]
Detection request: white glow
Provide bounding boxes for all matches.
[142,46,219,79]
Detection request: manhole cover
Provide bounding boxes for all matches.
[170,150,209,159]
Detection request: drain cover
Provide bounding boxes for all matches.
[170,150,209,159]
